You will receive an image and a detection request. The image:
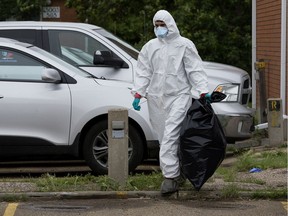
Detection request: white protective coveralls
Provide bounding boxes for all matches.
[132,10,209,179]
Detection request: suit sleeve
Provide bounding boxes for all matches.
[183,42,209,95]
[131,44,153,97]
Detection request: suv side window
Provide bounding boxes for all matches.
[48,30,116,66]
[0,30,41,47]
[0,48,46,81]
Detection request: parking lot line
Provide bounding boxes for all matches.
[282,202,288,211]
[3,203,18,216]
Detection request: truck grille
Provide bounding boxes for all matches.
[241,78,251,105]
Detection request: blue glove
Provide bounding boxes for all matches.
[204,93,212,103]
[132,98,141,111]
[201,93,212,103]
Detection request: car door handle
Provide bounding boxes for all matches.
[0,95,3,99]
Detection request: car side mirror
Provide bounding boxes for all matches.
[41,68,61,83]
[93,50,128,68]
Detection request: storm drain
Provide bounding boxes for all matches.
[30,205,91,211]
[196,202,255,210]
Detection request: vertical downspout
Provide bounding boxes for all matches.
[252,0,257,109]
[281,0,287,115]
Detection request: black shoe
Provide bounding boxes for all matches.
[160,178,179,196]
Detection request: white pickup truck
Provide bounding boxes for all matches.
[0,21,255,173]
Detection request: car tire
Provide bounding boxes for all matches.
[83,120,144,175]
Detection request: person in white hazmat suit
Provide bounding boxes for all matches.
[132,10,211,195]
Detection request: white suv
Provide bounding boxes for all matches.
[0,38,157,175]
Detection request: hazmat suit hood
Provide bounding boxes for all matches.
[153,10,180,40]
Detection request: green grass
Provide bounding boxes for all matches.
[235,149,287,172]
[220,183,240,199]
[0,194,28,202]
[33,172,164,192]
[215,167,237,182]
[35,173,100,192]
[217,147,287,175]
[126,172,163,191]
[251,188,287,199]
[34,147,286,192]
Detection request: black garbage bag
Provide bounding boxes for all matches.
[179,92,227,191]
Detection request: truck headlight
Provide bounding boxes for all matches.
[215,84,239,102]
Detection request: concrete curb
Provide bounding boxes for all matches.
[0,189,281,201]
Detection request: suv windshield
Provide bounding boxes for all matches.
[94,28,139,60]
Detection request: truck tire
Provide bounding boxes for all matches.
[83,120,144,175]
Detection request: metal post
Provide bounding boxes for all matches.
[255,60,268,123]
[267,98,284,146]
[108,109,128,187]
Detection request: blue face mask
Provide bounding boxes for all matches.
[154,26,168,38]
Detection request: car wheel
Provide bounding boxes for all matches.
[83,120,144,175]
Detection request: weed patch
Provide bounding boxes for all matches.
[0,194,28,202]
[251,188,287,199]
[220,183,240,199]
[235,149,287,171]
